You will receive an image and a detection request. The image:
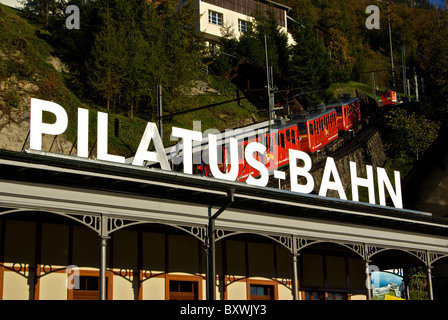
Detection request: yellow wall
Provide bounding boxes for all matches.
[0,218,368,300]
[39,273,67,300]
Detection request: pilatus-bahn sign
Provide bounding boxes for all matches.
[29,98,403,209]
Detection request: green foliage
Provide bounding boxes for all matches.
[384,108,440,161]
[288,4,331,91]
[210,7,290,76]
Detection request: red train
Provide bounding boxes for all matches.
[325,97,361,131]
[381,90,397,106]
[179,98,361,183]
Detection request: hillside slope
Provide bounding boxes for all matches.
[0,4,260,158]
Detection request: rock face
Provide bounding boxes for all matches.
[0,76,73,154]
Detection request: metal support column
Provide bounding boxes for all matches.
[427,251,434,300]
[206,189,234,300]
[99,215,110,301]
[291,236,299,300]
[365,259,372,300]
[364,244,372,300]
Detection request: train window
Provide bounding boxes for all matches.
[344,108,347,117]
[309,124,314,135]
[280,133,285,148]
[315,121,318,133]
[291,130,296,144]
[286,130,291,142]
[335,106,342,116]
[298,123,307,134]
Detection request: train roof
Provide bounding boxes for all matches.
[292,108,336,123]
[325,97,359,108]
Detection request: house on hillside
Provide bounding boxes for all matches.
[196,0,296,50]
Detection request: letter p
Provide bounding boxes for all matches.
[30,98,68,151]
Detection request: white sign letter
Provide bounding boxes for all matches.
[350,162,375,204]
[377,167,403,208]
[289,149,314,194]
[132,122,170,170]
[30,98,68,151]
[171,127,202,174]
[77,108,89,158]
[209,134,239,181]
[319,157,347,200]
[97,111,125,163]
[245,142,269,187]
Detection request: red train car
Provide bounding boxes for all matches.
[189,120,303,182]
[381,90,397,106]
[222,122,301,182]
[295,109,339,153]
[325,98,361,131]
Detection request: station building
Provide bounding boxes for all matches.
[0,148,447,300]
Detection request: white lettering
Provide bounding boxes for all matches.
[171,127,202,174]
[132,122,170,170]
[245,142,269,187]
[319,157,346,200]
[289,149,314,194]
[30,98,68,151]
[209,134,239,181]
[97,111,125,163]
[350,162,375,204]
[377,167,403,208]
[77,108,89,158]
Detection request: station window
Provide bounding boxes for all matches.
[169,280,199,300]
[248,281,276,300]
[209,10,223,26]
[69,272,111,300]
[73,276,100,300]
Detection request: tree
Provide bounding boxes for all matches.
[384,108,440,161]
[21,0,61,26]
[211,7,290,76]
[88,2,127,113]
[288,5,332,92]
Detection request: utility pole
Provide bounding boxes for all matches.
[402,45,407,107]
[372,71,377,102]
[265,35,275,131]
[157,85,163,135]
[414,67,419,102]
[388,2,396,91]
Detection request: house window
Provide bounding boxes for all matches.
[209,10,223,26]
[238,19,248,33]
